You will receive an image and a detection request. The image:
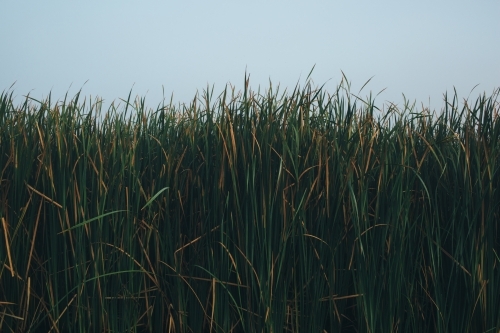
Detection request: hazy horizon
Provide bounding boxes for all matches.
[2,1,499,115]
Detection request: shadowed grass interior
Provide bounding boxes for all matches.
[0,76,499,332]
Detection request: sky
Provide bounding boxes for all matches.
[1,0,499,116]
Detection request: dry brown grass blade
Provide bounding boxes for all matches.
[25,184,62,208]
[1,217,14,277]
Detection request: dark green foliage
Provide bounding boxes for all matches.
[0,78,499,332]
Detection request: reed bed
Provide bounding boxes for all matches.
[0,76,499,332]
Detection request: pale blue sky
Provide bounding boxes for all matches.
[2,1,499,114]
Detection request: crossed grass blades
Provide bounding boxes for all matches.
[0,74,499,332]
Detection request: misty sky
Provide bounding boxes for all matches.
[1,1,499,114]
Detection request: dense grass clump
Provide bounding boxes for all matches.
[0,76,499,332]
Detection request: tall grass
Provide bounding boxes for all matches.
[0,76,499,332]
